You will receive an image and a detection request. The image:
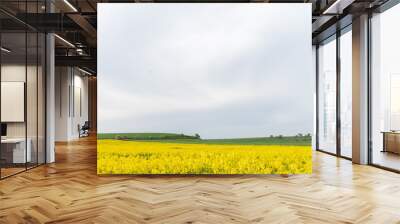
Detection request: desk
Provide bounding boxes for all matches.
[1,138,31,164]
[382,131,400,154]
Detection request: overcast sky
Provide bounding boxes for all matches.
[98,3,313,139]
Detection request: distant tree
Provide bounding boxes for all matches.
[194,133,201,139]
[297,133,303,137]
[306,133,311,137]
[116,135,127,140]
[269,135,274,138]
[278,135,283,139]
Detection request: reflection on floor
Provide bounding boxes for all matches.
[0,167,25,178]
[373,151,400,170]
[0,163,42,178]
[0,136,400,223]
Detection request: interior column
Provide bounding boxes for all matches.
[352,14,369,164]
[46,1,56,163]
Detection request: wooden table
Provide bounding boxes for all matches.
[1,138,32,165]
[382,131,400,154]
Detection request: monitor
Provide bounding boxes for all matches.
[1,123,7,137]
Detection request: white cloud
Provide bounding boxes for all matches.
[98,3,313,138]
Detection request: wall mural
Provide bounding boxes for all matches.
[97,3,313,174]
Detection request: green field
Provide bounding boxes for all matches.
[97,133,311,146]
[97,132,200,140]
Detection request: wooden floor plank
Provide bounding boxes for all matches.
[0,136,400,223]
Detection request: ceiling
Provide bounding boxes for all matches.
[0,0,392,75]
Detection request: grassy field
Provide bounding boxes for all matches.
[97,133,312,174]
[97,133,200,140]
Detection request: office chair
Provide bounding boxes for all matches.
[79,121,90,138]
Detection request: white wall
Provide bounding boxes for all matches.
[55,67,70,141]
[72,73,89,138]
[55,67,89,141]
[1,65,26,139]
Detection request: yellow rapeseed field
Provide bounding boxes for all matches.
[97,140,312,174]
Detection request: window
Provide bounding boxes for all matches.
[371,3,400,171]
[318,36,337,154]
[339,28,352,158]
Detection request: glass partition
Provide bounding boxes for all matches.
[0,31,28,177]
[38,32,46,165]
[0,2,46,179]
[27,31,38,169]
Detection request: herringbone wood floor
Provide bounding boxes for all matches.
[1,136,400,224]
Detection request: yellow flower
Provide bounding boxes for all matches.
[97,140,312,174]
